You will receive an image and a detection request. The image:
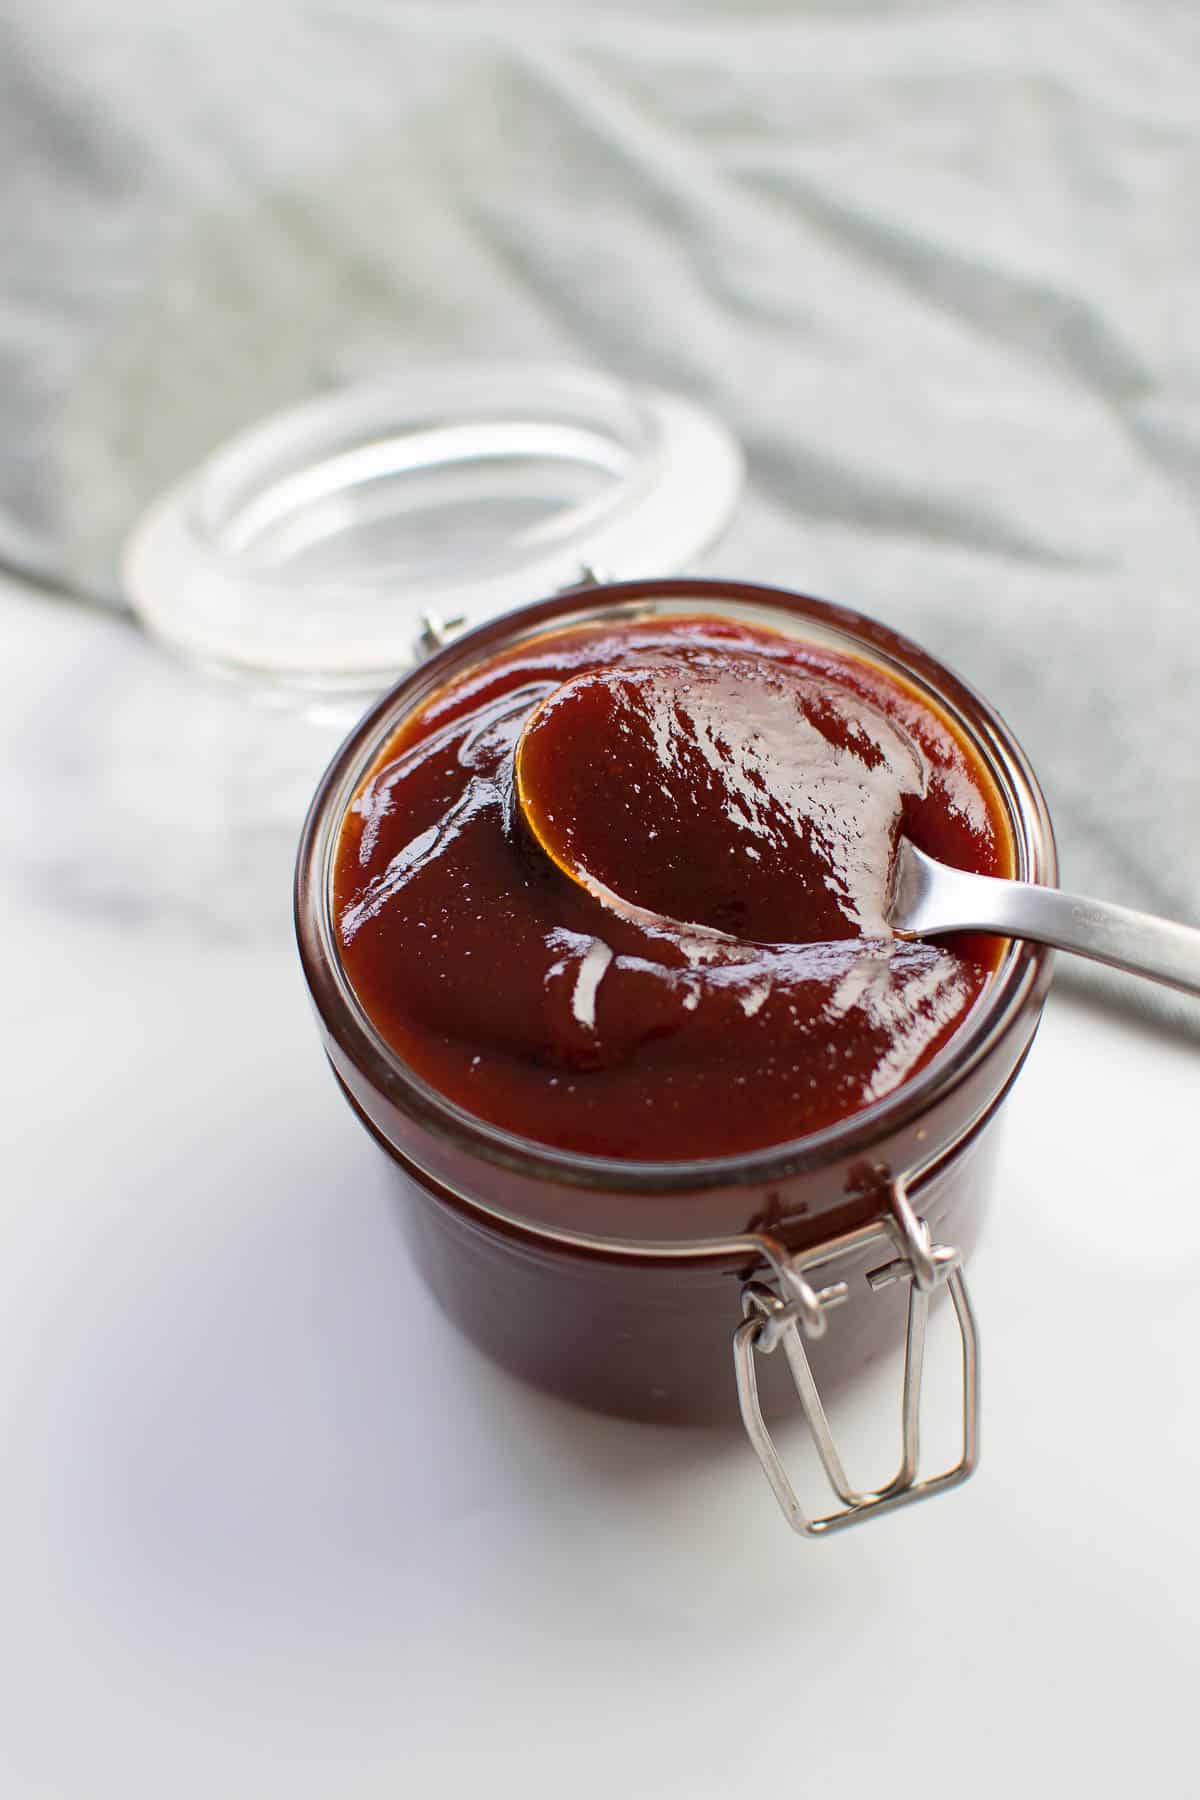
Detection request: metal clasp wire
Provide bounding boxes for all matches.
[732,1180,979,1537]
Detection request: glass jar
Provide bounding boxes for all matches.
[295,574,1057,1537]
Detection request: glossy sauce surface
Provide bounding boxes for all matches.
[333,616,1011,1160]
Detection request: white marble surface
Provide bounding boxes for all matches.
[4,572,1198,1800]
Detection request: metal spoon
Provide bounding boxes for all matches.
[514,679,1200,999]
[891,840,1200,999]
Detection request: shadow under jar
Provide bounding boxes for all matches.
[296,577,1057,1538]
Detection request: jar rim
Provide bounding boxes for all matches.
[295,576,1057,1200]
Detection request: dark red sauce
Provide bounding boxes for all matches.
[333,616,1011,1160]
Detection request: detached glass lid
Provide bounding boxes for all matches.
[122,363,744,688]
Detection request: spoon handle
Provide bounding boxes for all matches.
[893,842,1200,999]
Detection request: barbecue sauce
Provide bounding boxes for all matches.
[332,616,1010,1160]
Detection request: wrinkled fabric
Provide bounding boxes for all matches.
[3,1,1199,995]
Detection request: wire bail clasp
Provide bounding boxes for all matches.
[733,1180,980,1537]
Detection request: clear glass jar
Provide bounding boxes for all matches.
[296,575,1057,1534]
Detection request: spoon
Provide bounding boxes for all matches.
[514,666,1200,999]
[890,839,1200,999]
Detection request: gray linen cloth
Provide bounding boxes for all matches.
[4,1,1198,1016]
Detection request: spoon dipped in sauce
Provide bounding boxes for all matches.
[516,661,1200,999]
[334,614,1014,1160]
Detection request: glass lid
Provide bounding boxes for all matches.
[122,363,744,689]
